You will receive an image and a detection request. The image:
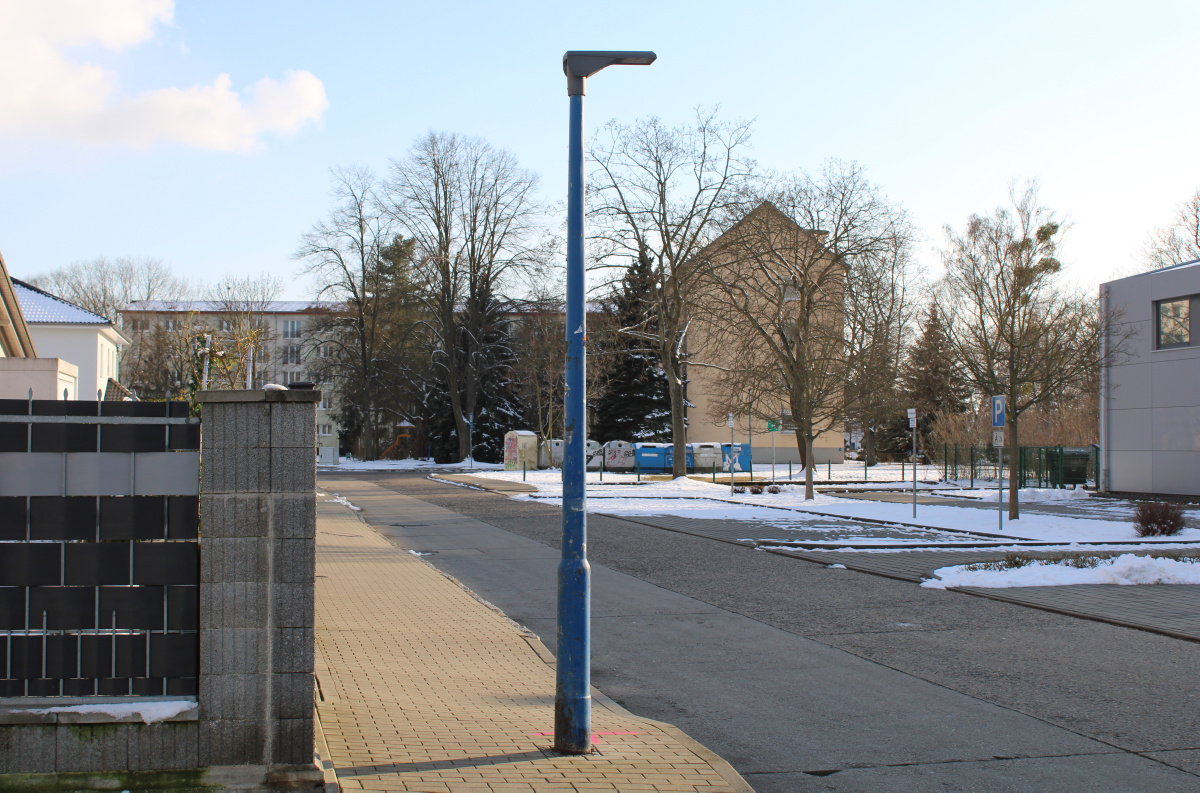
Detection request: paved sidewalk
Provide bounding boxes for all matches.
[313,498,751,792]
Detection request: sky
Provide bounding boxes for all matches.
[0,0,1198,299]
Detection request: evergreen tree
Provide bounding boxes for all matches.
[902,303,969,423]
[423,293,522,463]
[590,254,672,443]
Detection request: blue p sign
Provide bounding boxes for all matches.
[991,395,1006,428]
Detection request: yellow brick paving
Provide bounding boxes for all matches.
[314,499,747,792]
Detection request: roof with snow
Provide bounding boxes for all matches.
[123,300,343,314]
[11,279,110,325]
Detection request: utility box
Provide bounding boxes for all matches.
[603,440,635,470]
[317,446,339,466]
[504,430,539,471]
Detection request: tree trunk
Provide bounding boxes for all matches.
[803,434,815,500]
[666,357,688,478]
[1008,407,1020,520]
[863,427,877,467]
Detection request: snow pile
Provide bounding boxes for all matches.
[17,700,195,723]
[323,494,361,511]
[962,486,1091,503]
[922,553,1200,589]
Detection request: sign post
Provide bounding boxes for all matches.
[907,408,917,518]
[767,419,780,482]
[468,411,474,470]
[991,395,1006,531]
[728,413,735,495]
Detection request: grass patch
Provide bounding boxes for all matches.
[960,549,1200,573]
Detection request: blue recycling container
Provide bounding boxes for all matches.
[721,443,752,472]
[633,443,670,473]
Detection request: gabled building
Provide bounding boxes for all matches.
[0,251,80,400]
[11,278,130,401]
[685,201,847,465]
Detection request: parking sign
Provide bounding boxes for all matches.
[991,395,1006,428]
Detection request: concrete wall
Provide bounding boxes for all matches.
[1102,262,1200,496]
[196,389,320,783]
[0,357,78,399]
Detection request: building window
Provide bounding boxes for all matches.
[283,371,307,385]
[318,424,333,436]
[283,345,302,365]
[127,317,150,332]
[283,320,302,339]
[165,318,181,331]
[1157,298,1192,348]
[218,319,233,332]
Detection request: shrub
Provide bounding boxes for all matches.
[749,485,764,495]
[766,485,782,494]
[1134,501,1185,537]
[733,486,746,494]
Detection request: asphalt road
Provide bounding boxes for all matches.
[323,471,1200,792]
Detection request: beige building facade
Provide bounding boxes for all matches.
[683,202,846,465]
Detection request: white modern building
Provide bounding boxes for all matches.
[0,255,79,400]
[1100,259,1200,496]
[120,300,342,462]
[12,279,130,400]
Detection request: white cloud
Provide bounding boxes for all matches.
[0,0,327,152]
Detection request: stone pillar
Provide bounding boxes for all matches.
[196,389,319,783]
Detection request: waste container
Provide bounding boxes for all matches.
[1046,446,1091,486]
[691,443,722,473]
[722,442,752,473]
[585,439,603,470]
[633,442,670,473]
[602,440,635,470]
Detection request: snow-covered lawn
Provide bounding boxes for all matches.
[922,553,1200,589]
[931,486,1092,503]
[470,469,1200,546]
[324,457,504,471]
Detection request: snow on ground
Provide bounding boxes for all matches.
[322,494,361,511]
[922,554,1200,589]
[473,469,1200,546]
[932,486,1092,503]
[14,700,195,723]
[325,457,504,471]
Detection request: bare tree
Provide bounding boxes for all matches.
[296,165,406,459]
[843,215,917,466]
[938,182,1099,518]
[694,162,910,498]
[385,132,546,461]
[1141,190,1200,271]
[29,256,191,324]
[204,273,283,389]
[588,109,755,476]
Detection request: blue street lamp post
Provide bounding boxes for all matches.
[558,50,655,755]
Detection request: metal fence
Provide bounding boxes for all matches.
[940,444,1099,488]
[0,398,200,697]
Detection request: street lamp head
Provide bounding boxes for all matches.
[563,50,656,96]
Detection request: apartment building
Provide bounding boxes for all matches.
[120,300,343,463]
